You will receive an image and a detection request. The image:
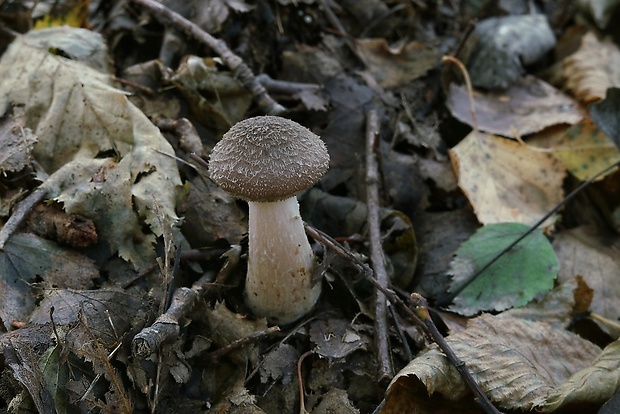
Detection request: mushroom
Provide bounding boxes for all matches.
[208,116,330,324]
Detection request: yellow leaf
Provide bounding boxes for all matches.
[33,0,90,29]
[449,132,566,226]
[550,119,620,181]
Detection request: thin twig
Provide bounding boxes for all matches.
[206,326,281,363]
[129,0,285,115]
[297,350,314,414]
[0,187,46,250]
[256,74,321,95]
[364,109,393,383]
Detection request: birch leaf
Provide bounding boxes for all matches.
[449,132,566,226]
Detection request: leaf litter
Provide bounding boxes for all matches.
[0,1,620,414]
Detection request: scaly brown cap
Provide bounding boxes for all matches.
[208,116,329,202]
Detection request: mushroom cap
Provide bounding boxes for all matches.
[208,116,330,202]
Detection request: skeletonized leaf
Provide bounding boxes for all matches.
[449,132,566,225]
[384,314,601,412]
[448,222,558,315]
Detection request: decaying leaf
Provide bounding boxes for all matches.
[562,31,620,103]
[181,172,247,247]
[384,314,601,412]
[0,27,183,269]
[537,339,620,412]
[312,388,359,414]
[449,132,566,225]
[354,38,438,88]
[0,109,37,174]
[259,344,299,385]
[553,226,620,337]
[504,276,587,329]
[206,302,268,366]
[0,233,100,330]
[170,55,252,131]
[448,222,558,315]
[309,319,369,361]
[446,76,583,137]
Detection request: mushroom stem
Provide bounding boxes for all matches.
[245,196,321,324]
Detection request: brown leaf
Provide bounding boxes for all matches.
[563,32,620,103]
[354,38,438,88]
[537,339,620,412]
[384,314,601,412]
[446,76,583,137]
[553,226,620,337]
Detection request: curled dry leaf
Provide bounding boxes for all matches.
[563,31,620,103]
[537,339,620,412]
[384,314,601,412]
[449,132,566,226]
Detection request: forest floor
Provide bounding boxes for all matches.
[0,0,619,413]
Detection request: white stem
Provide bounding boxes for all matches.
[245,197,321,324]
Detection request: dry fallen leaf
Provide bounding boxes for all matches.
[384,313,601,412]
[0,27,182,269]
[0,109,37,174]
[0,233,100,330]
[171,55,252,131]
[563,31,620,103]
[537,339,620,412]
[354,38,438,88]
[549,119,620,181]
[553,226,620,337]
[446,76,583,137]
[449,132,566,225]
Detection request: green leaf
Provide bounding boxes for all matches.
[448,222,558,316]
